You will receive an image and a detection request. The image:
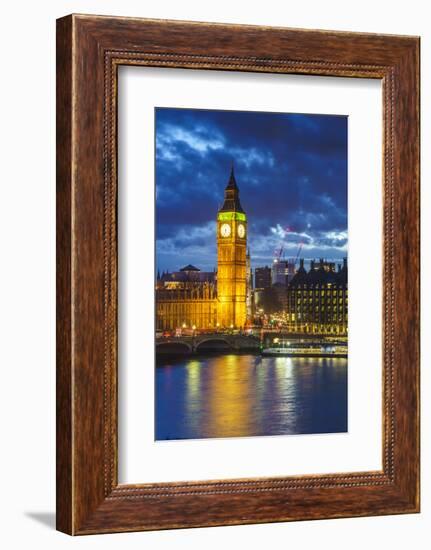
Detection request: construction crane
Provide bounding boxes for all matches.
[294,242,303,266]
[274,245,284,262]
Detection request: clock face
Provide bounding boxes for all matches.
[220,223,231,237]
[237,223,245,238]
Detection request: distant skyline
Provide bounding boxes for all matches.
[155,107,347,273]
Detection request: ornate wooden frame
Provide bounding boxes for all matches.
[56,14,420,535]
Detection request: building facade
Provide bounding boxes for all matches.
[255,266,272,289]
[156,284,218,331]
[246,248,254,319]
[287,258,348,335]
[156,166,248,331]
[155,265,217,331]
[271,259,295,285]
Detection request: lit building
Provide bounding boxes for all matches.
[272,259,295,285]
[246,249,254,319]
[287,258,348,335]
[271,258,289,285]
[216,165,248,328]
[156,166,248,330]
[156,265,217,331]
[157,264,216,289]
[309,259,336,273]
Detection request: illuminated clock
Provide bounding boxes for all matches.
[237,223,245,238]
[220,223,231,237]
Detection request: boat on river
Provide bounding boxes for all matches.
[261,341,347,358]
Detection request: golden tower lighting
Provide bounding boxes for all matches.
[216,165,247,329]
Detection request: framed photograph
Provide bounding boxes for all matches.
[56,14,420,534]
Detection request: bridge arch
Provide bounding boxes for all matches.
[194,338,233,351]
[156,341,193,354]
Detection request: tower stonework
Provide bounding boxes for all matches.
[217,166,247,328]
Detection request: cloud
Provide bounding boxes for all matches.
[230,147,275,168]
[155,108,348,272]
[157,123,225,155]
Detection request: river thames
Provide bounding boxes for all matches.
[155,353,347,440]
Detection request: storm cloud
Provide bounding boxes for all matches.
[155,107,347,272]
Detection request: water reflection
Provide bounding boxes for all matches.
[155,354,347,441]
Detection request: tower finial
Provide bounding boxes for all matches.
[226,161,238,190]
[219,162,244,212]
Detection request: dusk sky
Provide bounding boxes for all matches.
[155,107,347,273]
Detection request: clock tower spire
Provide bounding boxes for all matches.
[217,164,247,328]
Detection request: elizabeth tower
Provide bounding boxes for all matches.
[217,166,247,328]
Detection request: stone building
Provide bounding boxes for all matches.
[156,166,249,331]
[156,265,217,331]
[287,258,348,335]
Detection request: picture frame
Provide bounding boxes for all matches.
[56,14,420,535]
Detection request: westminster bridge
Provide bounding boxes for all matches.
[156,333,261,355]
[155,331,347,356]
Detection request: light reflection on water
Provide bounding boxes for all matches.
[155,354,347,441]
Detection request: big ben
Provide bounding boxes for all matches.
[217,165,247,328]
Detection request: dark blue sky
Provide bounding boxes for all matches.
[155,107,347,273]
